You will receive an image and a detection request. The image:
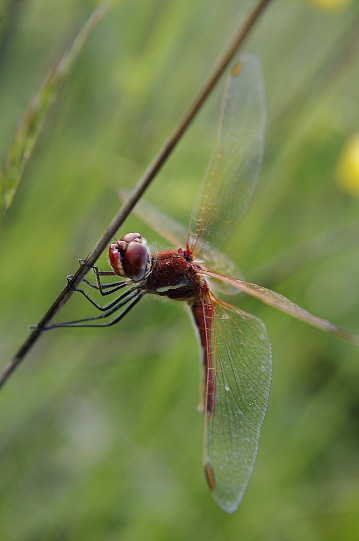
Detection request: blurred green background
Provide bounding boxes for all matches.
[1,0,359,539]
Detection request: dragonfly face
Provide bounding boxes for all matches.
[109,232,150,281]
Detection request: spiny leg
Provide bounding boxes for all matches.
[66,281,142,312]
[37,288,145,329]
[71,260,129,296]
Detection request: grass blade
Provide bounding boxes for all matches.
[0,1,108,226]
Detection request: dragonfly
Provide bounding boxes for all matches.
[44,55,359,513]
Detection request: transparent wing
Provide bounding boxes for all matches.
[119,190,188,248]
[200,290,272,513]
[187,54,266,259]
[200,248,244,295]
[199,269,359,346]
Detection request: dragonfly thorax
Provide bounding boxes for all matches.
[146,249,203,301]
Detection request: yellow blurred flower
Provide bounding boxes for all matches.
[336,134,359,196]
[307,0,352,12]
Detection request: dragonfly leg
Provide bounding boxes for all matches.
[67,275,129,297]
[35,288,145,329]
[82,278,129,294]
[66,282,141,312]
[86,263,128,296]
[68,262,129,296]
[76,260,120,294]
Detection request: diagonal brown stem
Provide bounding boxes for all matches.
[0,0,273,389]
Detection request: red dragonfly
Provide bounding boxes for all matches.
[46,55,359,513]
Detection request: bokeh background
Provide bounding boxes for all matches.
[1,0,359,539]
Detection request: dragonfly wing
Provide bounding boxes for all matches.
[198,245,244,295]
[194,289,272,513]
[187,54,266,259]
[199,269,359,346]
[119,190,187,248]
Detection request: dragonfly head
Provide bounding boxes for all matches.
[109,232,150,281]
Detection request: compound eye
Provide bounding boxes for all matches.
[123,241,150,280]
